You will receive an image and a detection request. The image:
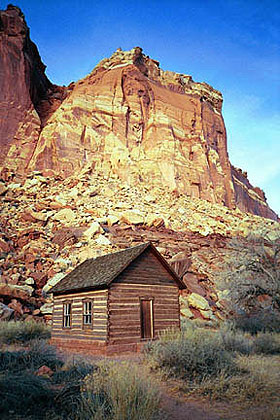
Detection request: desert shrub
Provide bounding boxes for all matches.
[80,360,161,420]
[0,320,51,344]
[0,340,62,373]
[52,359,96,418]
[0,372,56,419]
[252,332,280,355]
[145,327,237,381]
[233,311,280,334]
[218,326,253,355]
[196,371,272,403]
[53,358,95,384]
[0,345,95,419]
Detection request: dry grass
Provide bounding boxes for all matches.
[144,324,280,419]
[80,360,162,420]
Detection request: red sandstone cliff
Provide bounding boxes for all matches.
[0,5,278,221]
[0,5,66,171]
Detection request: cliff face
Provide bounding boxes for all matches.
[0,5,278,221]
[0,5,66,172]
[29,47,236,211]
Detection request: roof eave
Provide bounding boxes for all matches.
[52,284,109,296]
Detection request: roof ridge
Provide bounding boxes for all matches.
[87,242,150,263]
[51,242,151,294]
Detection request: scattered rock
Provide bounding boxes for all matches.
[0,302,14,320]
[180,307,194,318]
[0,182,8,196]
[95,235,111,246]
[107,215,119,226]
[43,272,65,295]
[83,222,103,239]
[35,365,54,377]
[120,211,144,225]
[53,208,76,224]
[187,293,211,311]
[40,303,53,314]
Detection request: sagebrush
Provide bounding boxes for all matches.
[0,320,51,344]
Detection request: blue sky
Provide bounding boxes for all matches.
[4,0,280,215]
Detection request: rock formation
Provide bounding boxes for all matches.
[0,5,66,172]
[0,5,279,323]
[0,5,278,221]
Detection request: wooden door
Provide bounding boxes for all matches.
[140,299,154,339]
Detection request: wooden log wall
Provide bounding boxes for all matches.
[51,289,108,343]
[114,249,176,286]
[108,248,180,345]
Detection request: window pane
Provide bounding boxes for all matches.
[63,303,71,327]
[83,300,93,326]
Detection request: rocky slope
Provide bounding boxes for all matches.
[0,168,279,322]
[0,5,278,221]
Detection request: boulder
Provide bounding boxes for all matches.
[32,309,41,316]
[199,309,216,320]
[53,208,76,224]
[35,365,54,377]
[52,228,79,248]
[0,238,10,252]
[0,182,7,196]
[145,214,165,228]
[95,235,111,246]
[83,221,103,239]
[120,211,144,225]
[183,274,206,297]
[107,215,119,226]
[40,303,53,314]
[8,299,23,315]
[187,293,211,311]
[0,302,14,320]
[180,307,194,318]
[42,272,65,295]
[25,277,35,285]
[0,284,31,301]
[21,209,50,223]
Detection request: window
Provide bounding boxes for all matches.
[83,300,92,327]
[63,302,72,328]
[140,298,154,339]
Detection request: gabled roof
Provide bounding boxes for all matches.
[51,242,185,294]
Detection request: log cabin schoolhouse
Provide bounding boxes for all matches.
[50,242,185,355]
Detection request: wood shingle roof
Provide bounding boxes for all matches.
[51,242,185,294]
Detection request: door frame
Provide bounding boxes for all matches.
[139,297,154,340]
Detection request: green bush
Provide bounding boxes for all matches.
[80,361,161,420]
[252,332,280,355]
[145,327,237,381]
[0,320,51,344]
